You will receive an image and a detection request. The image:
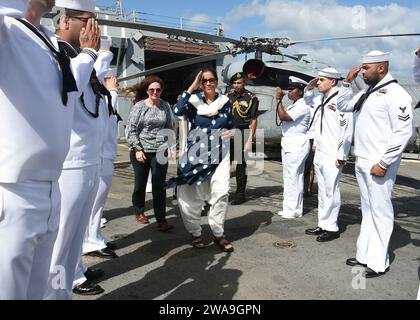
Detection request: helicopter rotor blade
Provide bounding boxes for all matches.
[290,33,420,46]
[95,17,240,45]
[118,51,231,82]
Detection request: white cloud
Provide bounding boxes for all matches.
[219,0,420,79]
[184,13,219,34]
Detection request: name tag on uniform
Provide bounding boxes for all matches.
[327,103,336,111]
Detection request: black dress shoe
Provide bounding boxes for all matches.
[305,227,324,235]
[230,194,246,205]
[316,231,340,242]
[106,242,117,250]
[346,258,367,267]
[86,247,118,259]
[84,267,104,281]
[73,280,104,295]
[365,267,389,278]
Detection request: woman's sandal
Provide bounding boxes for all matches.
[214,236,234,252]
[192,236,205,249]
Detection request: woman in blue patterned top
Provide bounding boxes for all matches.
[126,75,174,232]
[168,67,236,252]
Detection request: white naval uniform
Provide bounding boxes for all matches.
[177,151,230,238]
[73,53,118,288]
[280,98,311,218]
[0,2,93,299]
[304,87,354,232]
[414,52,420,84]
[45,43,104,300]
[337,73,412,273]
[82,88,118,254]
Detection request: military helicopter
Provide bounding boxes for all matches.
[45,5,420,156]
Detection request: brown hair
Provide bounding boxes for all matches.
[201,67,218,82]
[124,75,165,104]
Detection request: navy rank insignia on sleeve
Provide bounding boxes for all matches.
[398,107,410,121]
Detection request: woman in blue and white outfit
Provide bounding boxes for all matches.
[168,68,235,252]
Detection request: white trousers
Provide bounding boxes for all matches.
[313,151,343,232]
[0,180,60,300]
[73,159,114,287]
[82,158,114,254]
[44,165,99,300]
[281,140,309,217]
[355,157,399,273]
[177,152,230,238]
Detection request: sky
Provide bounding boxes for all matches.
[96,0,420,79]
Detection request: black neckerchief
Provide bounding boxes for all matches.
[353,80,398,112]
[15,18,77,106]
[308,90,339,134]
[58,41,113,118]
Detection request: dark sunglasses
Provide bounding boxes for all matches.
[148,88,162,93]
[201,78,216,84]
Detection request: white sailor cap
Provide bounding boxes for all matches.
[318,67,342,80]
[55,0,96,14]
[287,76,308,89]
[362,50,390,64]
[104,68,117,78]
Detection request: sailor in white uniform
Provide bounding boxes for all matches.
[275,76,311,218]
[44,0,107,299]
[303,67,354,242]
[80,68,119,256]
[337,50,413,277]
[72,64,120,294]
[0,0,99,300]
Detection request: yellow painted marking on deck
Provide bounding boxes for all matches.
[401,159,420,164]
[108,192,131,200]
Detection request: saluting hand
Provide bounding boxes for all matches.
[345,66,362,83]
[80,18,101,51]
[306,77,319,91]
[187,71,203,94]
[370,164,386,177]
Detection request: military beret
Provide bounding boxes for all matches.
[230,72,246,84]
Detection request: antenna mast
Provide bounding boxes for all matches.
[115,0,125,18]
